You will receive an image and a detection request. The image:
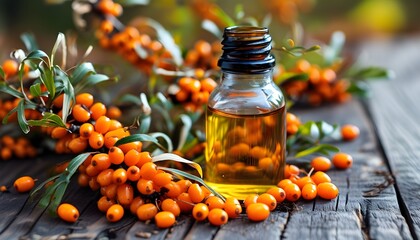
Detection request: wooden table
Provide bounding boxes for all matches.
[1,35,420,240]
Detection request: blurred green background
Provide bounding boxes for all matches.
[1,0,419,58]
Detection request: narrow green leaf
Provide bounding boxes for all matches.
[173,114,192,151]
[76,74,111,92]
[118,0,150,5]
[201,20,222,38]
[324,31,345,65]
[153,153,202,177]
[118,94,142,105]
[26,50,49,62]
[30,174,61,199]
[347,81,370,98]
[51,32,66,67]
[29,83,42,97]
[55,66,74,123]
[294,144,339,158]
[0,82,24,98]
[0,67,4,79]
[71,62,95,85]
[66,152,93,174]
[20,33,39,52]
[17,99,30,134]
[211,4,236,27]
[347,67,393,80]
[276,72,308,85]
[39,67,56,99]
[149,132,173,153]
[38,181,64,209]
[27,112,66,128]
[315,121,335,140]
[48,183,68,216]
[115,134,158,146]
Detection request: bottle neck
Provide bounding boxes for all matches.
[220,70,274,88]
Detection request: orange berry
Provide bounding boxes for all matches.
[187,183,205,203]
[51,127,69,139]
[113,168,128,184]
[117,183,134,205]
[224,197,242,218]
[106,204,124,222]
[311,171,332,185]
[139,162,157,180]
[79,123,94,139]
[296,176,314,190]
[136,151,152,167]
[152,172,173,187]
[136,203,158,221]
[311,156,332,172]
[200,77,217,93]
[108,146,125,165]
[266,187,286,203]
[192,203,209,221]
[97,169,114,187]
[284,164,300,179]
[76,93,94,108]
[126,165,141,182]
[246,203,270,222]
[301,183,317,200]
[332,152,353,169]
[13,176,35,193]
[154,211,176,229]
[161,198,181,217]
[136,179,155,195]
[57,203,79,223]
[89,132,104,149]
[90,102,107,120]
[72,104,91,123]
[341,124,360,141]
[163,181,182,198]
[208,208,228,226]
[284,183,301,202]
[97,196,116,212]
[124,149,141,167]
[95,116,111,134]
[244,194,259,208]
[176,192,194,213]
[91,153,111,171]
[129,196,145,215]
[277,179,293,190]
[176,179,192,193]
[317,182,339,200]
[205,196,225,210]
[100,19,114,34]
[107,106,122,119]
[257,193,277,211]
[68,137,88,154]
[2,59,19,79]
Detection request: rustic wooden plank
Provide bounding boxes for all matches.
[360,35,420,238]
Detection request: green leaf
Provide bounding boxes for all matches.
[48,182,68,215]
[115,134,158,146]
[55,65,74,123]
[173,114,192,151]
[346,67,393,81]
[39,66,56,99]
[75,74,111,93]
[118,0,150,5]
[27,112,66,128]
[29,83,42,97]
[66,152,92,179]
[118,93,142,105]
[347,81,370,98]
[153,153,203,177]
[315,121,335,140]
[51,32,66,67]
[17,99,30,134]
[294,144,339,158]
[211,4,236,27]
[71,62,95,85]
[276,72,308,85]
[159,166,225,201]
[20,33,39,52]
[201,20,222,38]
[0,82,24,98]
[324,31,345,65]
[148,132,173,153]
[0,66,4,79]
[25,50,49,63]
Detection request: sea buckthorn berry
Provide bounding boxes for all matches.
[154,211,176,229]
[284,164,300,179]
[89,177,100,191]
[13,176,35,193]
[200,77,217,93]
[187,183,205,203]
[139,162,158,180]
[244,194,259,208]
[51,127,68,139]
[332,152,353,169]
[266,187,286,203]
[205,196,225,210]
[89,132,104,149]
[100,19,114,34]
[257,193,277,211]
[341,124,360,141]
[200,186,212,198]
[152,172,173,187]
[302,183,317,200]
[192,203,209,221]
[77,173,89,187]
[119,141,142,154]
[95,116,111,134]
[79,123,94,139]
[76,93,94,108]
[107,204,124,222]
[2,59,19,79]
[224,197,242,218]
[57,203,79,223]
[97,169,114,187]
[72,104,91,123]
[136,203,158,221]
[317,182,339,200]
[277,179,293,190]
[137,179,155,195]
[97,196,115,212]
[163,181,182,198]
[246,203,270,222]
[108,119,122,131]
[52,94,64,108]
[176,179,192,193]
[311,156,332,172]
[90,102,107,120]
[117,183,134,205]
[103,184,118,199]
[68,137,88,154]
[91,153,111,171]
[107,106,122,119]
[284,183,301,202]
[124,149,141,167]
[85,164,100,177]
[136,151,152,167]
[127,165,141,181]
[129,196,145,215]
[311,171,332,185]
[296,176,314,189]
[176,192,194,213]
[112,168,128,184]
[0,185,7,192]
[208,208,228,226]
[108,147,125,165]
[161,199,181,217]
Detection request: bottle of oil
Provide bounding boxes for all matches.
[205,26,286,200]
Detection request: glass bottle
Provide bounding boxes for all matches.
[205,26,286,200]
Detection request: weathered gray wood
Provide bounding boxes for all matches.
[360,35,420,239]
